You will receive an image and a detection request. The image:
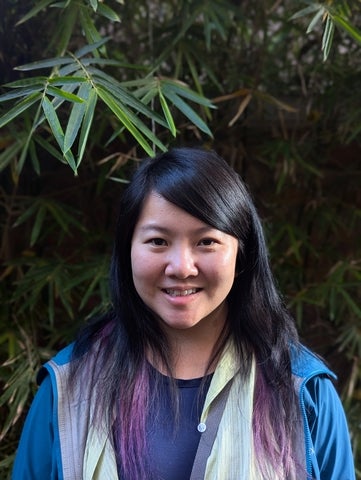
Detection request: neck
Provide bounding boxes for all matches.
[171,342,221,379]
[160,302,229,379]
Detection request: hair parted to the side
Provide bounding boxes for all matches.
[72,147,303,479]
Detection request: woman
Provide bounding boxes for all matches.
[12,147,355,479]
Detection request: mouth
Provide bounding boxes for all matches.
[162,288,201,297]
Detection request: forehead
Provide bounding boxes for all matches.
[135,192,211,232]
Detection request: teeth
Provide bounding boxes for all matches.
[165,288,198,297]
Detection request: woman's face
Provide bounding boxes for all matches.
[131,192,239,337]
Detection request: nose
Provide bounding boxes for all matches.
[164,245,198,278]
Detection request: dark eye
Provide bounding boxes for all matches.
[150,238,167,246]
[199,238,216,246]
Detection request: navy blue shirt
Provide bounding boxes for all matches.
[146,370,212,480]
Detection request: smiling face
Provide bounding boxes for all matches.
[130,192,239,339]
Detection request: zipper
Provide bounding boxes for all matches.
[297,368,336,479]
[298,377,313,478]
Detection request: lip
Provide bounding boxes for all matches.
[161,286,202,297]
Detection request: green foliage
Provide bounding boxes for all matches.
[291,0,361,61]
[0,38,214,173]
[0,0,360,476]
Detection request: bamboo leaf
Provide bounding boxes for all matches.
[50,2,72,8]
[16,103,44,176]
[51,2,79,56]
[15,57,74,71]
[29,139,41,175]
[48,281,55,325]
[162,80,214,107]
[306,7,324,34]
[64,149,78,174]
[41,99,78,171]
[79,5,102,46]
[30,206,47,247]
[47,85,85,103]
[184,52,203,98]
[97,3,121,22]
[139,88,158,105]
[42,96,65,150]
[332,14,361,45]
[322,15,335,61]
[0,140,23,174]
[4,77,48,88]
[57,63,83,77]
[184,52,212,120]
[34,136,66,162]
[286,225,302,263]
[162,89,213,136]
[159,89,176,136]
[74,38,111,58]
[77,89,97,165]
[255,91,298,113]
[121,78,158,89]
[13,201,40,227]
[90,70,167,126]
[18,200,83,235]
[48,76,87,85]
[0,87,43,103]
[121,82,155,100]
[80,58,139,68]
[64,82,91,153]
[89,0,98,11]
[50,201,87,232]
[78,260,108,309]
[55,281,74,320]
[207,8,228,41]
[0,92,42,128]
[16,0,54,25]
[62,259,105,291]
[110,99,167,152]
[339,288,361,318]
[290,4,322,21]
[152,9,200,71]
[96,87,155,156]
[0,382,30,439]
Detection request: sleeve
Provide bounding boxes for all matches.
[303,375,355,480]
[12,373,59,480]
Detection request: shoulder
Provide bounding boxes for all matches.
[290,343,336,381]
[37,343,75,385]
[291,345,355,478]
[52,342,75,365]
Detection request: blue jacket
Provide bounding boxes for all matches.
[291,346,355,479]
[12,343,355,479]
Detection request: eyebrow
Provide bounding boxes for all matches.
[138,224,216,235]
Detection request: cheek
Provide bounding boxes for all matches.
[213,252,238,292]
[130,247,137,276]
[131,247,159,287]
[130,246,144,286]
[205,260,237,295]
[220,249,238,276]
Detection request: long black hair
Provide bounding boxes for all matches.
[73,147,301,479]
